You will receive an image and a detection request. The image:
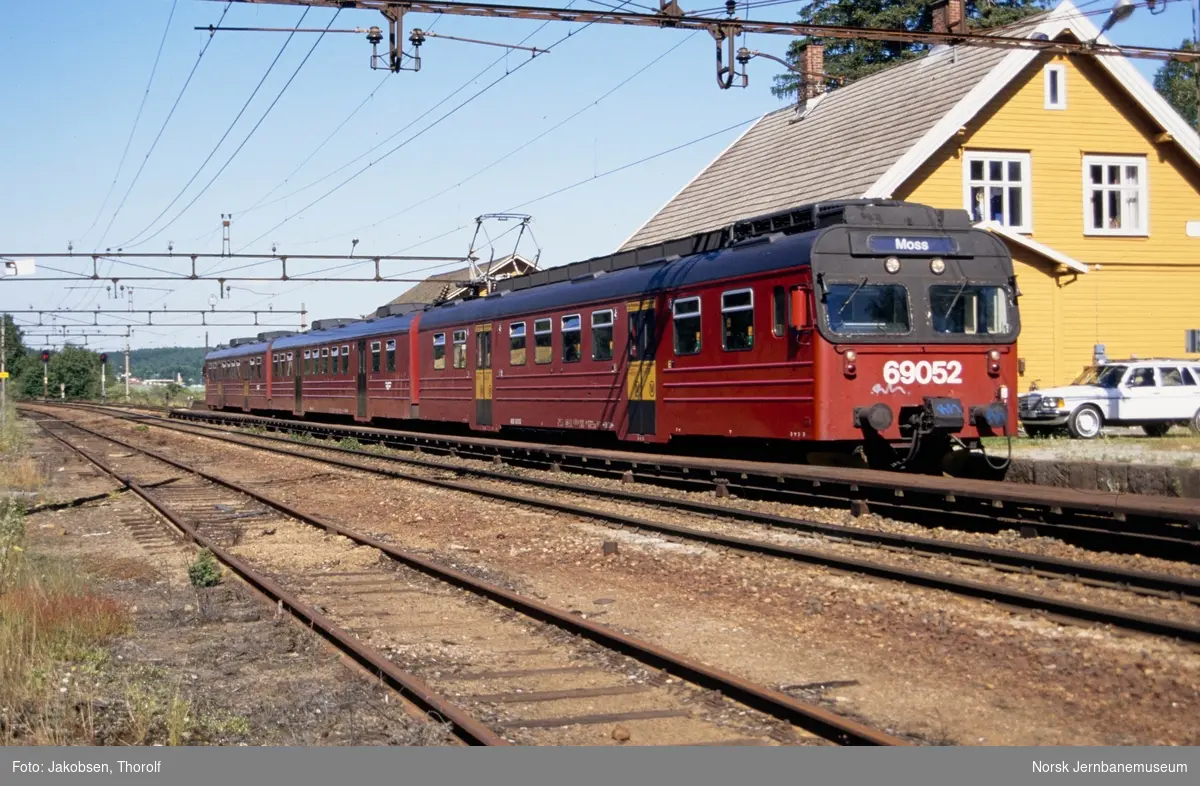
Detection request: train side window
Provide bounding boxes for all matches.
[303,350,311,375]
[386,340,397,372]
[772,287,786,337]
[433,334,446,370]
[322,347,330,375]
[286,352,294,377]
[370,341,381,373]
[453,330,468,369]
[272,354,277,376]
[331,345,340,375]
[341,345,350,374]
[534,318,553,364]
[722,289,754,351]
[562,315,582,363]
[591,309,614,361]
[672,297,701,356]
[509,322,527,366]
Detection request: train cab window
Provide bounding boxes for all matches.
[772,287,787,337]
[929,285,1010,335]
[534,319,553,364]
[509,322,527,366]
[321,347,330,375]
[341,345,350,374]
[722,289,754,351]
[826,283,911,335]
[672,297,701,355]
[562,315,582,363]
[591,310,614,361]
[370,341,381,373]
[453,330,468,369]
[432,334,446,370]
[385,340,396,372]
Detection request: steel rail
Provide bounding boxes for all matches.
[27,407,906,746]
[30,417,508,747]
[38,404,1200,643]
[169,409,1200,527]
[70,403,1200,599]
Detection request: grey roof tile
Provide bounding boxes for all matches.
[620,43,1011,249]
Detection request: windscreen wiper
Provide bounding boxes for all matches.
[942,279,970,320]
[838,276,869,316]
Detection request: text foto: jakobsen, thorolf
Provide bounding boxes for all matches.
[12,760,162,774]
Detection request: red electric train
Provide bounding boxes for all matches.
[204,200,1020,471]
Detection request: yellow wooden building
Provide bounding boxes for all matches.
[620,0,1200,392]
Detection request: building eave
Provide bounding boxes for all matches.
[976,221,1089,274]
[863,0,1200,200]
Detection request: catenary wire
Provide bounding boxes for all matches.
[115,7,313,250]
[236,1,639,254]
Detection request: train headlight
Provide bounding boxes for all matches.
[930,258,946,274]
[844,350,857,362]
[884,256,901,274]
[987,348,1001,377]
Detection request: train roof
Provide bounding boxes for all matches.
[204,200,991,362]
[418,228,819,331]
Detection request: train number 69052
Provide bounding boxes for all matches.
[882,359,963,385]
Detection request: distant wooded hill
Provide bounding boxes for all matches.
[127,347,207,385]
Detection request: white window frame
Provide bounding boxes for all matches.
[721,288,755,352]
[1043,64,1066,110]
[1082,155,1149,237]
[672,296,702,356]
[962,150,1033,234]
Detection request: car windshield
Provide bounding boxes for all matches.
[1072,365,1127,388]
[824,283,910,335]
[929,284,1011,335]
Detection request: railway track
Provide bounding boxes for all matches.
[26,408,903,747]
[31,403,1200,643]
[161,407,1199,559]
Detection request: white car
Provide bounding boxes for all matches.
[1018,359,1200,439]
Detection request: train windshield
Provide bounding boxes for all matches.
[929,284,1011,335]
[825,283,910,335]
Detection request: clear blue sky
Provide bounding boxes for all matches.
[1,0,1193,352]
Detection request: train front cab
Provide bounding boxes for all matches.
[808,219,1020,471]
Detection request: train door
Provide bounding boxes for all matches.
[290,353,301,415]
[242,360,250,410]
[474,324,493,427]
[626,300,656,435]
[356,339,368,419]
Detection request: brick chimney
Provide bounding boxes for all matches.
[931,0,966,35]
[800,43,825,100]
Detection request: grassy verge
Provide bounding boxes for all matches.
[0,501,132,744]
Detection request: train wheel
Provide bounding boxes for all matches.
[1141,423,1171,438]
[1067,405,1103,440]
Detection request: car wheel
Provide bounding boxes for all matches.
[1067,405,1103,440]
[1024,425,1054,438]
[1142,423,1171,438]
[1190,408,1200,435]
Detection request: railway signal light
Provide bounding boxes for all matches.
[41,350,50,363]
[100,353,108,364]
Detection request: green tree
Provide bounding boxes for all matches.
[19,346,101,400]
[773,0,1049,98]
[1153,40,1198,128]
[1,316,29,382]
